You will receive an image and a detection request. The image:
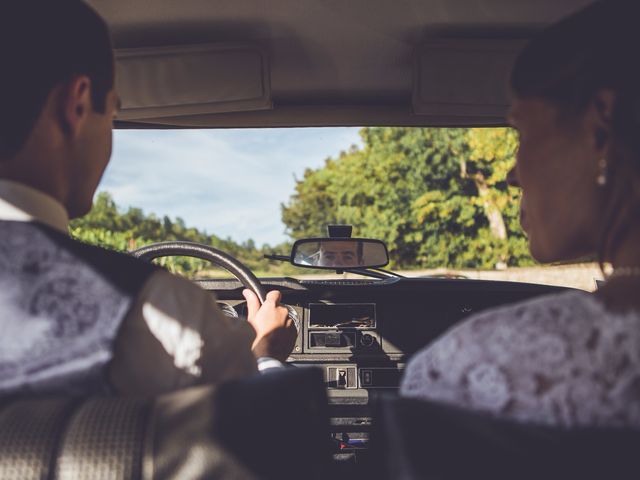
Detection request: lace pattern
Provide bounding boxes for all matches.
[400,291,640,427]
[0,224,133,394]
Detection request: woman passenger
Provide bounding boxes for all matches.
[401,0,640,427]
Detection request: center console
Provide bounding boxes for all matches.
[285,300,405,462]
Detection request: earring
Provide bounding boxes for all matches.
[596,157,607,186]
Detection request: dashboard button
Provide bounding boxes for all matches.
[337,369,348,387]
[360,333,375,347]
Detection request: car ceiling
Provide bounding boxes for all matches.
[89,0,594,128]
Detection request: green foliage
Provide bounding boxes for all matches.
[73,127,534,276]
[282,127,535,269]
[70,192,297,278]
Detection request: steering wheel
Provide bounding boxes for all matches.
[131,241,267,304]
[132,241,300,332]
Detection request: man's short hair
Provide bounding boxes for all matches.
[0,0,114,158]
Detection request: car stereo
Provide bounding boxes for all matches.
[307,303,378,351]
[308,303,376,329]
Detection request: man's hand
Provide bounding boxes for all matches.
[243,289,297,362]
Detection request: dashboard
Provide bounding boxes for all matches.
[198,276,568,463]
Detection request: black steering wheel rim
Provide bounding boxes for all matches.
[130,241,267,304]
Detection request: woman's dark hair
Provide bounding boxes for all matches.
[510,0,640,265]
[0,0,114,158]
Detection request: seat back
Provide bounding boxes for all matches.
[0,368,329,480]
[57,398,151,479]
[368,395,640,480]
[0,398,75,480]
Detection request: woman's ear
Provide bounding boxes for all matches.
[591,89,616,151]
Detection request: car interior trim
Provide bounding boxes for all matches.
[115,43,272,121]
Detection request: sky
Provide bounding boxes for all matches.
[99,128,363,246]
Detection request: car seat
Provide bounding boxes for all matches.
[367,394,640,480]
[0,367,330,480]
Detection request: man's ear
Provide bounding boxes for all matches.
[59,75,92,138]
[590,89,616,152]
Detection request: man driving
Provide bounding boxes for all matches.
[317,241,363,268]
[0,0,296,395]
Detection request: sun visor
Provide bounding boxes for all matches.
[115,44,272,121]
[413,40,526,122]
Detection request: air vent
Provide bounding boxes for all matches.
[302,278,398,286]
[302,280,378,286]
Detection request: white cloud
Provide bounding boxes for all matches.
[98,128,362,246]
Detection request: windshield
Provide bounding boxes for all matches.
[70,127,602,290]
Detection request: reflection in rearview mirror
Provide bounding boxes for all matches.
[291,239,389,269]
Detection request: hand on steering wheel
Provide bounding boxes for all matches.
[131,241,298,361]
[243,289,297,362]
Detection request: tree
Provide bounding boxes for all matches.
[281,127,534,269]
[70,191,299,277]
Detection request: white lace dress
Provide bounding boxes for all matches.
[400,290,640,427]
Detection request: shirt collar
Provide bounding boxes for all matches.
[0,179,69,234]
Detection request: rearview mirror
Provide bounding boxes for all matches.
[291,238,389,270]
